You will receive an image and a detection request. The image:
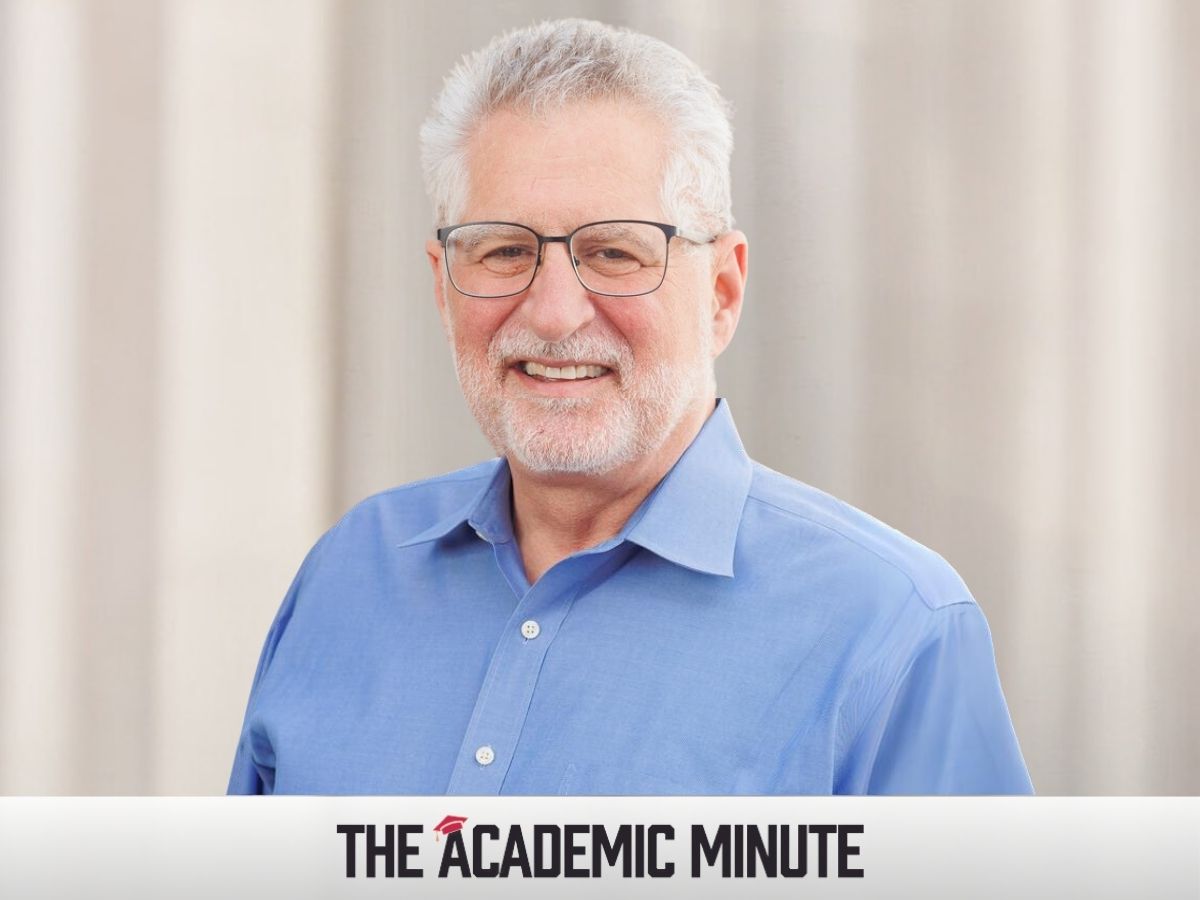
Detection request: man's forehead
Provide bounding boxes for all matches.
[461,99,670,228]
[470,97,666,144]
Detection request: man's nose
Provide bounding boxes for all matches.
[518,241,596,343]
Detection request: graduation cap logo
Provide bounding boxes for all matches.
[433,815,468,841]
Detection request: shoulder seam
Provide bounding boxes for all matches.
[743,490,967,613]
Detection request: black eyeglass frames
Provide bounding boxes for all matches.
[435,219,714,299]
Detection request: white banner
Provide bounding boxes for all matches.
[0,797,1196,898]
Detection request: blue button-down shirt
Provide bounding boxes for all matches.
[228,400,1031,795]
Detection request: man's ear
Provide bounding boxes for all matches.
[709,230,748,357]
[427,238,450,332]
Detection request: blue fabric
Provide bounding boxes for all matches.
[228,400,1032,795]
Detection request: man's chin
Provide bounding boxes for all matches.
[500,418,635,476]
[506,446,630,477]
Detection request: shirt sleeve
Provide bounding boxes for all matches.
[837,601,1034,795]
[225,604,290,795]
[226,528,334,795]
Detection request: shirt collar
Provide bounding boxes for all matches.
[392,463,507,549]
[622,398,752,577]
[397,399,753,578]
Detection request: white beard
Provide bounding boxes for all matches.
[449,316,714,476]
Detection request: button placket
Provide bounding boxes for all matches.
[445,558,605,794]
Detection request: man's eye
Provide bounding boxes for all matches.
[582,245,644,264]
[485,245,534,259]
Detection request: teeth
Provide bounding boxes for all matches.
[521,362,608,380]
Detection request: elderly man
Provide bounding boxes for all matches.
[229,20,1031,795]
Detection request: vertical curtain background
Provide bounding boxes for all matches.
[1,0,1196,794]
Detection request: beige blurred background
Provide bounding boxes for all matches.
[1,0,1196,795]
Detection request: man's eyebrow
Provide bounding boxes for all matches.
[577,223,656,253]
[453,223,529,248]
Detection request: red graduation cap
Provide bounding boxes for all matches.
[433,815,468,841]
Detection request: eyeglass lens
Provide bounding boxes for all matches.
[444,222,668,297]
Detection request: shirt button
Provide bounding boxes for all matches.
[475,745,495,766]
[520,620,541,640]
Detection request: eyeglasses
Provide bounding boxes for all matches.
[435,220,714,299]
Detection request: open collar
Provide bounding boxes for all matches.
[397,399,753,578]
[622,399,752,577]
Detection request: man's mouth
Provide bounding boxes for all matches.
[517,361,612,382]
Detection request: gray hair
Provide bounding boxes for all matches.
[419,19,733,236]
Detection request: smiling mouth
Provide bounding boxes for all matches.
[517,361,612,382]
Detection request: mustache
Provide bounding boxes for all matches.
[487,328,632,370]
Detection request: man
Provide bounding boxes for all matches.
[228,19,1032,795]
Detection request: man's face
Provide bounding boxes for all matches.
[428,100,730,477]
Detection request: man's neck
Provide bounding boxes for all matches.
[508,397,716,584]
